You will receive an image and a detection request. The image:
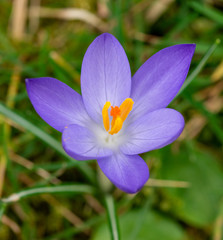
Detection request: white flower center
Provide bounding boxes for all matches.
[91,122,127,152]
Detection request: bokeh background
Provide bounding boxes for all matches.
[0,0,223,239]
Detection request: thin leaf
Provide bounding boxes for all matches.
[104,195,120,240]
[212,198,223,240]
[189,2,223,25]
[0,103,95,183]
[182,91,223,144]
[43,215,104,240]
[0,202,7,220]
[0,184,95,204]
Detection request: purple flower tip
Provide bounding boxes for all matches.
[25,34,195,194]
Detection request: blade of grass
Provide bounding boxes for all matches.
[145,178,190,188]
[0,184,95,204]
[0,103,95,184]
[0,202,7,220]
[104,195,120,240]
[134,7,145,71]
[155,40,223,57]
[189,1,223,25]
[0,29,16,53]
[109,0,124,43]
[43,215,104,240]
[0,66,22,196]
[0,124,19,191]
[174,38,221,100]
[115,0,124,43]
[166,12,198,39]
[213,198,223,240]
[50,51,80,84]
[183,90,223,144]
[24,161,76,172]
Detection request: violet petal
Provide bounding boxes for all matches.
[121,108,184,155]
[62,124,113,160]
[26,77,90,132]
[81,33,131,124]
[131,44,195,120]
[97,153,149,193]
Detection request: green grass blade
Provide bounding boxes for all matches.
[183,91,223,144]
[189,2,223,25]
[0,202,7,220]
[1,184,95,204]
[104,195,120,240]
[29,161,77,172]
[174,38,220,100]
[43,215,104,240]
[212,198,223,240]
[0,103,95,183]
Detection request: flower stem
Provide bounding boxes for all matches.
[104,194,120,240]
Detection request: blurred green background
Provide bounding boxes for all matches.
[0,0,223,239]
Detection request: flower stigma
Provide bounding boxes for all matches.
[102,98,134,135]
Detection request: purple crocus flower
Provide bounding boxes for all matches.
[26,33,195,193]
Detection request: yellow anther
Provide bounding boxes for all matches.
[109,117,123,135]
[102,98,134,135]
[102,101,111,131]
[120,98,134,122]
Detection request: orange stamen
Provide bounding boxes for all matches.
[102,101,111,131]
[110,106,121,117]
[102,98,134,135]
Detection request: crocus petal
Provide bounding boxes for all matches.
[81,33,131,123]
[26,77,90,132]
[121,108,184,155]
[131,44,195,119]
[97,153,149,193]
[62,124,113,160]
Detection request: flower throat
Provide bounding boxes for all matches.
[102,98,134,135]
